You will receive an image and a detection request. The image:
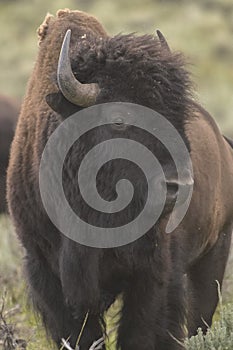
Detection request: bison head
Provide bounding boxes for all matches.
[36,10,194,245]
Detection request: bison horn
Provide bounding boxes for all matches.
[57,29,100,107]
[156,30,171,53]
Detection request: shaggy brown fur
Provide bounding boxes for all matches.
[0,95,19,213]
[7,9,233,350]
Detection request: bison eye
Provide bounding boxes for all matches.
[112,117,127,130]
[114,117,124,126]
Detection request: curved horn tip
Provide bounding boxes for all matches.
[57,28,100,107]
[59,29,72,61]
[57,29,72,80]
[156,30,171,53]
[156,30,163,38]
[64,29,71,42]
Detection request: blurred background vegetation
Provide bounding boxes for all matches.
[0,0,233,349]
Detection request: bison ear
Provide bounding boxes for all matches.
[37,13,54,46]
[46,92,82,118]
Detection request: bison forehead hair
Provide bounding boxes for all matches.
[71,33,193,122]
[37,9,193,130]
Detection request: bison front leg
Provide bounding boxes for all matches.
[25,248,79,349]
[59,240,106,349]
[117,269,186,350]
[187,224,232,336]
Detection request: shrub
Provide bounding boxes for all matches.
[185,287,233,350]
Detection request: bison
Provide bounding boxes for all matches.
[0,94,19,213]
[7,9,233,350]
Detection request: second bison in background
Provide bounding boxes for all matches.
[0,95,19,213]
[7,9,233,350]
